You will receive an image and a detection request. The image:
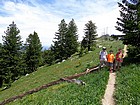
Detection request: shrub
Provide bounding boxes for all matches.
[127,45,140,63]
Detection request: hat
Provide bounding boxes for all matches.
[102,47,106,50]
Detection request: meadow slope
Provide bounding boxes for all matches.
[0,40,127,105]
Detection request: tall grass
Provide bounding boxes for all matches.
[114,64,140,105]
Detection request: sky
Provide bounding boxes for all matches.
[0,0,123,47]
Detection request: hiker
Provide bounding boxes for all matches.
[99,47,107,68]
[115,48,124,70]
[107,50,115,73]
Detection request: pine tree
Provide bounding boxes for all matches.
[51,19,68,62]
[0,22,23,87]
[24,31,42,73]
[0,43,3,87]
[42,49,55,65]
[116,1,140,61]
[81,37,88,49]
[116,1,140,47]
[65,19,78,58]
[82,20,97,51]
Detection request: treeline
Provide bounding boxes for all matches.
[0,19,97,88]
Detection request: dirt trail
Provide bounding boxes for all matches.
[123,45,127,58]
[102,45,127,105]
[102,72,116,105]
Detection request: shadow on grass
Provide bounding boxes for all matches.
[122,57,140,66]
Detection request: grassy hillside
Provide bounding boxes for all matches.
[7,69,109,105]
[0,40,124,105]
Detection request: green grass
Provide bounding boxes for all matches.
[0,40,124,105]
[0,46,100,102]
[97,40,124,53]
[8,69,109,105]
[114,64,140,105]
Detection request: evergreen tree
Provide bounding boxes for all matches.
[0,22,23,87]
[81,37,88,49]
[65,19,78,58]
[82,20,97,51]
[42,49,55,66]
[24,31,42,73]
[51,19,67,62]
[116,1,140,61]
[116,1,140,47]
[0,43,3,87]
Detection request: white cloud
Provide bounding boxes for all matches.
[0,0,122,47]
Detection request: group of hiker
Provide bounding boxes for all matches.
[99,47,124,73]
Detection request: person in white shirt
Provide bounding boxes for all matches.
[99,47,107,68]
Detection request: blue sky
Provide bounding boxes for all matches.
[0,0,122,47]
